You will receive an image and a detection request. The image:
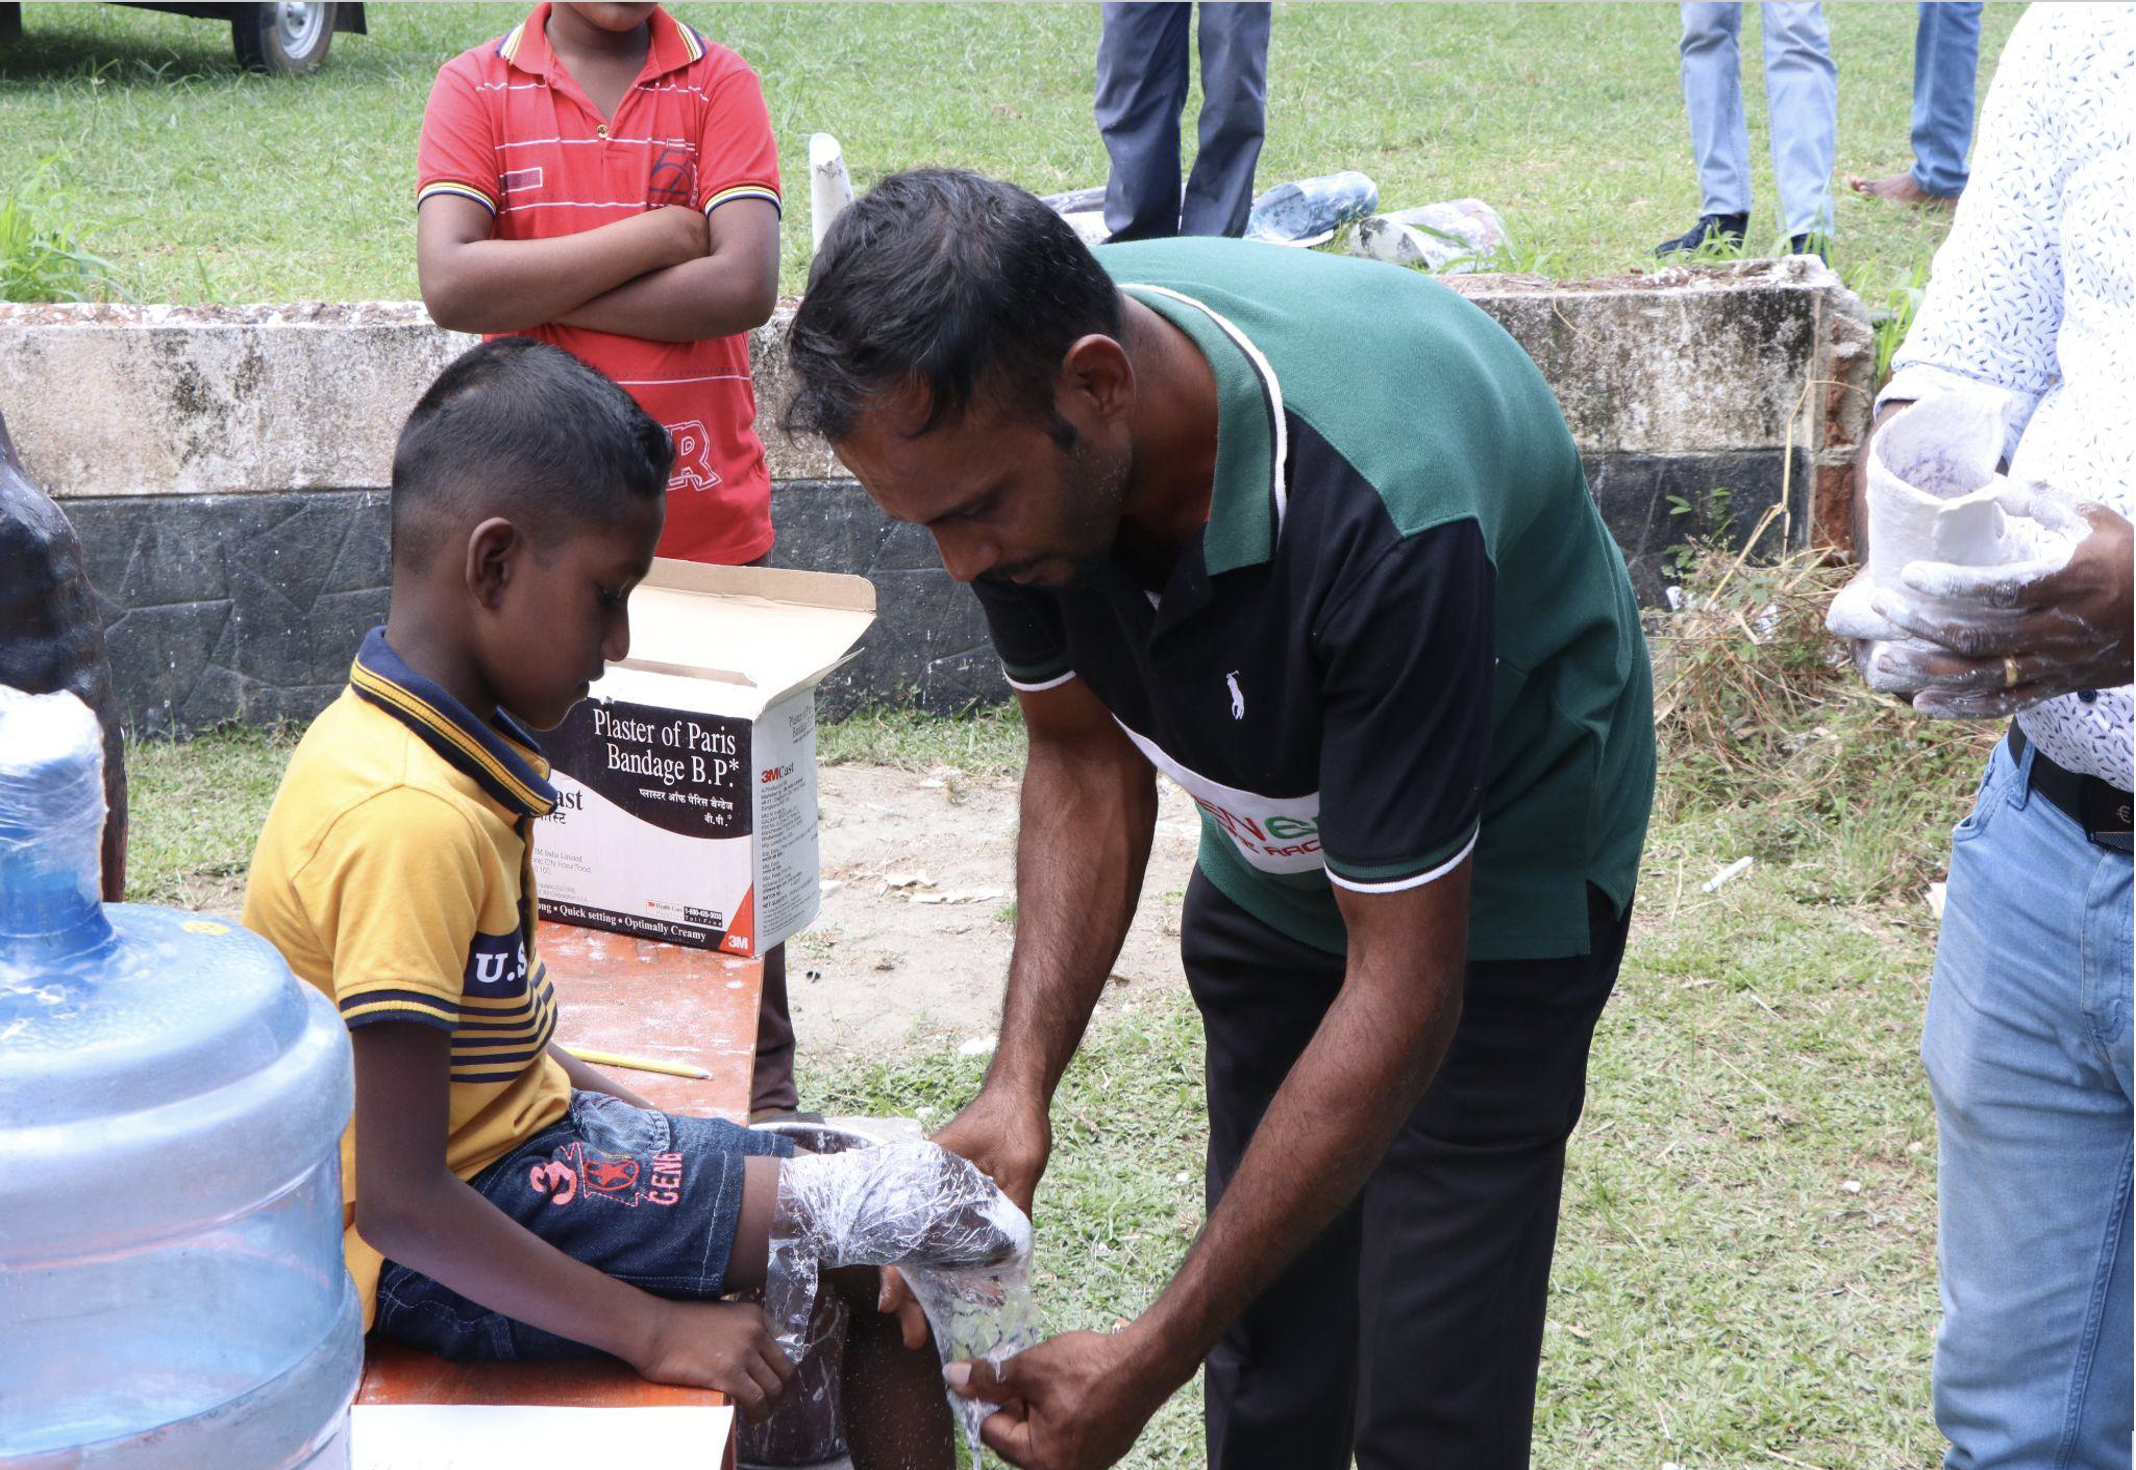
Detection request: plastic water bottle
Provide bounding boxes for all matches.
[1244,171,1379,247]
[0,686,359,1468]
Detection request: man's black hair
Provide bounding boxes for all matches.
[390,337,673,567]
[782,168,1124,445]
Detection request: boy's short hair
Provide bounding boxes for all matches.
[391,337,673,567]
[782,168,1124,444]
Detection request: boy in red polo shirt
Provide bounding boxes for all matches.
[417,2,802,1117]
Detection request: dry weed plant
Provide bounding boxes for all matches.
[1651,508,1997,904]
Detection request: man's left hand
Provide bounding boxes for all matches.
[1870,496,2134,719]
[948,1328,1180,1470]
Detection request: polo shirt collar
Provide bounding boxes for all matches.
[502,3,707,82]
[349,628,558,819]
[1118,283,1289,575]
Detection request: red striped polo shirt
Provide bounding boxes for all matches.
[417,4,782,563]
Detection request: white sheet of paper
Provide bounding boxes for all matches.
[351,1403,733,1469]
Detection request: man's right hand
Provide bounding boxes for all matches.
[931,1082,1054,1214]
[877,1083,1055,1349]
[629,1299,795,1422]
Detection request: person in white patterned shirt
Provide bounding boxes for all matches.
[1841,6,2133,1465]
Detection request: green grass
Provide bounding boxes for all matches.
[816,701,1026,777]
[1,2,2021,306]
[0,157,127,301]
[123,603,1972,1465]
[123,721,300,909]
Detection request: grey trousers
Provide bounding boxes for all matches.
[1095,2,1270,241]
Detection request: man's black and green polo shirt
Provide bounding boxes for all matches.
[975,238,1654,961]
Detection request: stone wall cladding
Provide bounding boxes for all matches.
[0,261,1869,735]
[60,490,391,737]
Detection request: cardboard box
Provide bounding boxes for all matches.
[531,561,875,956]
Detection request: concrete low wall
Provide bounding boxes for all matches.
[0,259,1870,736]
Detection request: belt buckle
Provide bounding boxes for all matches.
[2079,781,2135,854]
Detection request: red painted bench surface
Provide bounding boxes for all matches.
[357,922,762,1443]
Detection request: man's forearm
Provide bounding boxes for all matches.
[986,736,1157,1106]
[1129,933,1462,1383]
[556,254,776,341]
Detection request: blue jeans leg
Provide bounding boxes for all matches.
[1180,1,1269,239]
[1910,1,1980,198]
[1922,739,2135,1469]
[1679,3,1752,219]
[1760,1,1836,238]
[1096,1,1192,241]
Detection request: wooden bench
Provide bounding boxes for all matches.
[353,921,764,1469]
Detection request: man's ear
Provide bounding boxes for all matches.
[464,516,520,610]
[1060,333,1135,428]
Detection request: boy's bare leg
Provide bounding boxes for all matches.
[830,1266,956,1470]
[722,1155,782,1291]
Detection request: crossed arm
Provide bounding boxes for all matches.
[415,193,779,342]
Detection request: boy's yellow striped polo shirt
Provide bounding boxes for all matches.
[243,627,571,1325]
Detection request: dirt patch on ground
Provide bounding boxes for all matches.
[788,764,1203,1059]
[186,872,252,922]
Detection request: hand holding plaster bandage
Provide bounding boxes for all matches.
[1827,391,2086,706]
[1870,493,2134,720]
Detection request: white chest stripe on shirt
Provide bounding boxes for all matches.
[1118,283,1289,539]
[1111,719,1325,876]
[1112,716,1476,892]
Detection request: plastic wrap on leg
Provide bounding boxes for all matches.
[737,1286,849,1468]
[765,1139,1037,1461]
[902,1249,1039,1460]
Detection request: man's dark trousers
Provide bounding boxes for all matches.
[1182,869,1630,1469]
[1094,2,1270,241]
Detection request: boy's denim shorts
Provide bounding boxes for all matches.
[372,1090,794,1361]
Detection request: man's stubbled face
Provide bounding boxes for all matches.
[834,385,1133,590]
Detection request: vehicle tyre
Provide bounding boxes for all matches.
[230,2,334,74]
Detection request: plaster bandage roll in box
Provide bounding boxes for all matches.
[765,1136,1037,1460]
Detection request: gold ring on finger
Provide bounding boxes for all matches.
[2004,655,2020,689]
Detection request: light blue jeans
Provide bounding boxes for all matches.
[1678,2,1837,237]
[1923,737,2133,1469]
[1910,1,1981,199]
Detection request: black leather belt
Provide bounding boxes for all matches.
[2010,723,2134,853]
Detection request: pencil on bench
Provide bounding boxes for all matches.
[563,1046,712,1080]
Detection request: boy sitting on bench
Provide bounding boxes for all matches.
[244,339,992,1466]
